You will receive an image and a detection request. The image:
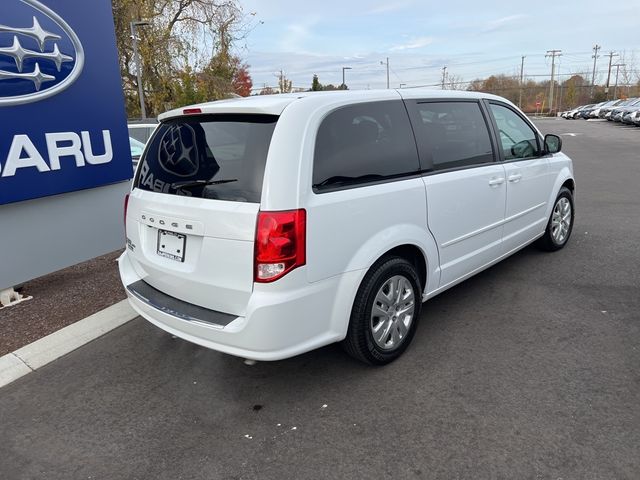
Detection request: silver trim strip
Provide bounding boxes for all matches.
[441,201,546,248]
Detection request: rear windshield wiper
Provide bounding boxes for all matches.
[314,174,384,188]
[171,179,238,190]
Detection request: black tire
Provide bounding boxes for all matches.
[537,186,574,252]
[342,256,422,365]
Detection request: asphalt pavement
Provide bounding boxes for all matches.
[1,118,638,480]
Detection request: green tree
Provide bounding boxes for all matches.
[311,74,322,91]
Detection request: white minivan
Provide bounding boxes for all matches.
[119,90,575,365]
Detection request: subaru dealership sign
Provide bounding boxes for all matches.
[0,0,132,205]
[0,0,132,290]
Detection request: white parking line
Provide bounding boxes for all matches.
[0,299,137,388]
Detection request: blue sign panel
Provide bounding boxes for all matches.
[0,0,132,205]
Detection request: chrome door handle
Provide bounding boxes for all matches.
[488,177,505,187]
[508,174,523,183]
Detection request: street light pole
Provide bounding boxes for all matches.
[341,66,352,89]
[130,20,150,119]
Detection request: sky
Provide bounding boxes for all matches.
[237,0,640,92]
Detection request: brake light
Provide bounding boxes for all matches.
[183,108,202,115]
[254,209,306,282]
[124,193,130,236]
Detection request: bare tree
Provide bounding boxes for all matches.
[276,71,293,93]
[618,51,637,96]
[445,74,465,90]
[112,0,251,116]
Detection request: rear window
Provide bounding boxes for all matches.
[134,114,277,203]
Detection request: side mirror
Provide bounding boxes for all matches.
[544,134,562,154]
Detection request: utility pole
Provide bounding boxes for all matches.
[441,66,447,90]
[380,58,390,88]
[518,55,525,108]
[130,20,150,119]
[612,63,626,99]
[605,51,619,98]
[545,50,562,115]
[590,44,600,99]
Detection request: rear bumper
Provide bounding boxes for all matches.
[118,252,363,361]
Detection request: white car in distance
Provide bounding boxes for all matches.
[119,90,575,365]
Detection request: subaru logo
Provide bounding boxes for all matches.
[159,124,201,177]
[0,0,84,106]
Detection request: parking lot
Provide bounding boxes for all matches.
[1,118,638,479]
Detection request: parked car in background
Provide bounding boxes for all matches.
[610,98,640,123]
[563,104,593,119]
[577,104,597,119]
[561,108,578,119]
[600,98,638,119]
[128,120,159,144]
[129,137,146,168]
[630,110,640,126]
[589,100,619,118]
[119,89,575,365]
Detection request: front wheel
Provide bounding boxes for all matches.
[342,257,422,365]
[538,187,574,251]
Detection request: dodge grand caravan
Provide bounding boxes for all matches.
[119,90,575,365]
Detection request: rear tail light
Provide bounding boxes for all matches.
[254,209,306,282]
[124,193,130,236]
[183,108,202,115]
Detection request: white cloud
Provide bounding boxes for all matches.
[279,18,320,52]
[482,14,527,33]
[368,1,413,15]
[389,36,434,51]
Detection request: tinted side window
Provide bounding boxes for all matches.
[489,104,540,160]
[313,101,419,190]
[410,101,494,171]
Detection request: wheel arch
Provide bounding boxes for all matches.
[544,168,575,220]
[331,225,440,340]
[561,178,575,194]
[379,244,428,293]
[342,223,440,298]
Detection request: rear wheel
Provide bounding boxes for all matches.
[538,187,574,251]
[342,256,422,365]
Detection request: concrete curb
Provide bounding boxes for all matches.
[0,299,136,388]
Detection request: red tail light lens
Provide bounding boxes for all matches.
[183,108,202,115]
[124,193,130,236]
[254,209,306,282]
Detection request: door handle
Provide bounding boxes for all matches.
[488,177,505,187]
[508,174,523,183]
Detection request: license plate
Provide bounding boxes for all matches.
[157,230,186,262]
